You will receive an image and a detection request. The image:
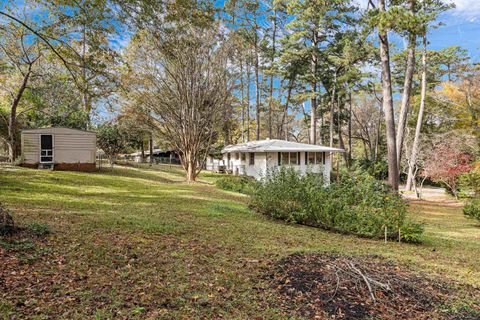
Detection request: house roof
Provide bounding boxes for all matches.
[222,139,344,153]
[21,127,96,135]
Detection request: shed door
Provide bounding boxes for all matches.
[40,134,54,163]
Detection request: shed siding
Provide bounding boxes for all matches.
[21,128,96,165]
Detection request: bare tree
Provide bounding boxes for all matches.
[406,33,427,190]
[128,26,234,181]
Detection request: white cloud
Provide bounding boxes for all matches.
[450,0,480,18]
[355,0,480,18]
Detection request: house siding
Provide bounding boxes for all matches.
[221,151,332,183]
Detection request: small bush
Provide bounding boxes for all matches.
[215,175,258,195]
[26,221,52,237]
[0,204,14,236]
[250,167,423,243]
[463,198,480,221]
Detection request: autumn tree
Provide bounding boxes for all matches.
[422,136,473,198]
[125,25,234,181]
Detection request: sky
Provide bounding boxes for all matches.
[357,0,480,63]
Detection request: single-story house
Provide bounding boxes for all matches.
[21,127,96,171]
[218,139,344,182]
[128,149,180,164]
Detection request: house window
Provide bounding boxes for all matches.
[235,153,240,160]
[306,152,325,165]
[281,152,289,165]
[290,152,299,165]
[279,152,301,166]
[241,153,246,161]
[315,152,322,165]
[249,153,255,165]
[307,152,315,165]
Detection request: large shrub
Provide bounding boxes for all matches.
[463,198,480,221]
[250,167,423,243]
[215,175,258,195]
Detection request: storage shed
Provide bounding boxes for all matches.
[21,127,96,171]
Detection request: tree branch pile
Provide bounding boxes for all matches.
[267,252,480,319]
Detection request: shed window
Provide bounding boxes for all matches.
[249,153,255,165]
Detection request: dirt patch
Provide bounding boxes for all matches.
[267,252,480,320]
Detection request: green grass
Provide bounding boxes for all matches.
[0,164,479,319]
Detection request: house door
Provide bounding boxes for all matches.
[40,134,54,163]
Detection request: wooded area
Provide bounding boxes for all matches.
[0,0,478,186]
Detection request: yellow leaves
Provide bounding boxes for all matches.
[436,80,480,132]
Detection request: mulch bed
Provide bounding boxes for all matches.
[267,252,480,320]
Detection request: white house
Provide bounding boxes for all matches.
[217,139,344,182]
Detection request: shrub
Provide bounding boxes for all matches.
[250,167,423,243]
[353,158,388,181]
[0,204,14,236]
[26,221,52,237]
[463,198,480,221]
[459,163,480,197]
[215,175,258,195]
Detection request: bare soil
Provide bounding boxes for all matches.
[267,252,480,320]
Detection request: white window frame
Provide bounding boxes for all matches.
[39,134,54,163]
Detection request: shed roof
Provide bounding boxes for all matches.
[21,127,96,135]
[222,139,344,153]
[129,149,173,156]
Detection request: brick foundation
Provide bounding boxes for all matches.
[21,163,96,172]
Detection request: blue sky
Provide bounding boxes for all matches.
[2,0,479,60]
[357,0,480,63]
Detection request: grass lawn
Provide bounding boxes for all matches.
[1,164,479,319]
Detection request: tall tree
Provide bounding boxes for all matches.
[125,25,234,181]
[281,0,355,145]
[0,23,43,161]
[373,0,399,190]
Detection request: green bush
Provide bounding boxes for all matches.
[215,175,258,195]
[353,158,388,181]
[459,165,480,197]
[26,221,52,237]
[463,198,480,220]
[250,167,423,243]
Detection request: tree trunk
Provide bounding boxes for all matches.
[406,34,427,191]
[378,0,399,191]
[310,31,318,145]
[329,74,337,148]
[240,56,246,142]
[246,59,251,142]
[396,0,416,172]
[149,133,154,165]
[348,92,352,167]
[254,20,261,140]
[310,82,317,145]
[141,141,145,163]
[268,9,277,139]
[279,77,294,140]
[8,67,32,162]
